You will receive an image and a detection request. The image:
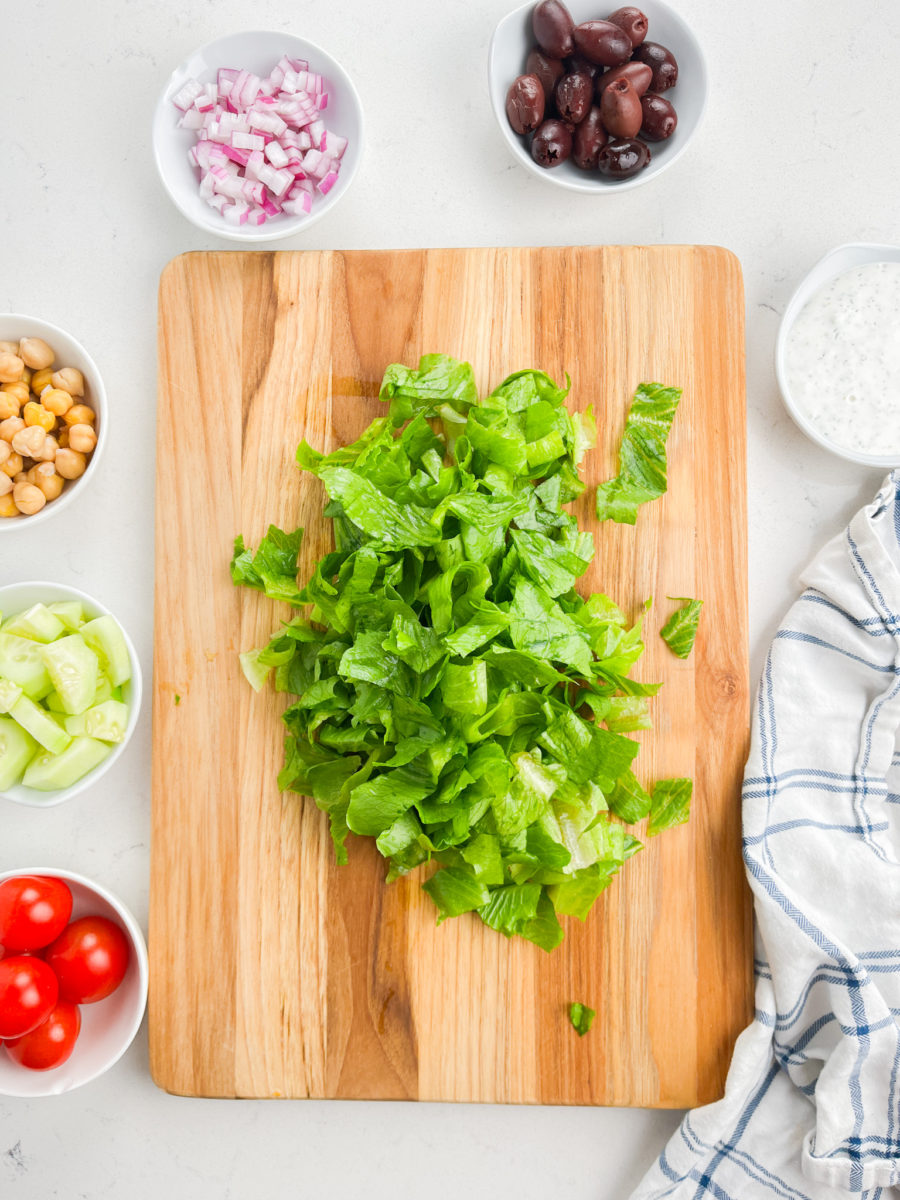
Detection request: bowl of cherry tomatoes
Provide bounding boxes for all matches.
[0,869,148,1095]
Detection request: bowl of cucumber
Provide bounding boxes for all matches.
[0,582,142,807]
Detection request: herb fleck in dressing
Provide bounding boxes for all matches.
[786,261,900,457]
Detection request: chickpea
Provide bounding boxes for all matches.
[2,381,29,405]
[12,472,27,484]
[0,474,11,496]
[12,482,46,515]
[22,402,55,432]
[0,342,17,356]
[0,393,20,421]
[33,433,58,462]
[50,367,84,396]
[0,416,25,442]
[41,387,73,417]
[1,452,23,478]
[68,423,97,453]
[0,493,19,517]
[0,441,9,466]
[55,448,86,479]
[63,404,95,427]
[0,353,25,384]
[18,337,55,371]
[12,425,49,459]
[31,368,53,395]
[27,462,64,501]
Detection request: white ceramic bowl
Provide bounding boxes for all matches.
[0,314,106,532]
[153,30,364,242]
[489,0,707,192]
[0,582,142,808]
[0,868,148,1096]
[776,243,900,468]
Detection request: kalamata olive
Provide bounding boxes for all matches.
[531,118,573,167]
[597,137,650,178]
[599,77,642,138]
[572,106,608,169]
[640,92,677,140]
[526,47,566,103]
[533,0,575,60]
[631,41,678,91]
[606,6,649,48]
[572,20,632,68]
[564,53,599,78]
[506,74,546,135]
[595,61,652,99]
[555,70,593,124]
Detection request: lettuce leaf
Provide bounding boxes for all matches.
[660,597,703,659]
[596,383,682,524]
[569,1002,596,1037]
[234,355,691,951]
[648,777,693,836]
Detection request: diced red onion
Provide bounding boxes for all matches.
[172,79,204,111]
[174,52,349,228]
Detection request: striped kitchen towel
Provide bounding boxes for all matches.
[632,471,900,1199]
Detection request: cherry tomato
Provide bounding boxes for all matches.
[4,1000,81,1071]
[0,876,73,952]
[0,956,59,1038]
[44,916,129,1004]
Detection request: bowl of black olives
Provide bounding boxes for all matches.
[489,0,707,190]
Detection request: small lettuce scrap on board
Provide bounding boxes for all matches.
[232,355,690,951]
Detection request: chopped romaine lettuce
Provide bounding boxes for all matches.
[596,383,682,524]
[660,597,703,659]
[233,356,691,950]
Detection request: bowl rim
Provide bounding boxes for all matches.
[152,28,365,243]
[775,242,900,468]
[0,313,107,533]
[0,580,143,808]
[487,0,708,193]
[0,866,148,1096]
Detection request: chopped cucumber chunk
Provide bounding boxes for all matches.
[47,601,85,631]
[39,636,99,716]
[63,700,128,744]
[0,634,53,700]
[93,676,113,705]
[22,736,111,791]
[79,617,131,688]
[0,717,38,791]
[0,678,23,714]
[45,690,66,713]
[1,603,65,643]
[10,694,72,755]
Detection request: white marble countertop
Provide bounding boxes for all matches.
[2,0,897,1195]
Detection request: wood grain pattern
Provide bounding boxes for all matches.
[151,247,751,1105]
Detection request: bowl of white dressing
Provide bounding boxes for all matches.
[776,243,900,467]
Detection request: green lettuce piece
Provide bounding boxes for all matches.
[233,354,691,950]
[569,1002,596,1037]
[596,383,682,524]
[606,769,652,824]
[347,773,432,837]
[379,354,478,426]
[423,866,490,922]
[660,597,703,659]
[230,526,304,605]
[317,467,441,551]
[648,777,692,836]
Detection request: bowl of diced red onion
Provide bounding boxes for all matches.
[152,31,363,241]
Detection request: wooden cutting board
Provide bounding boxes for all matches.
[151,246,751,1106]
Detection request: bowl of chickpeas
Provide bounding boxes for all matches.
[0,315,105,528]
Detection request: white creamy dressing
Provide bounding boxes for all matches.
[786,261,900,456]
